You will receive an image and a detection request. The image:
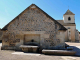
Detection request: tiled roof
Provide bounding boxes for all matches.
[64,9,75,15]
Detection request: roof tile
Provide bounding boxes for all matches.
[64,9,75,15]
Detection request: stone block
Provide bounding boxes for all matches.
[20,45,38,52]
[42,50,76,55]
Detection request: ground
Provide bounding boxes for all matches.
[0,42,80,60]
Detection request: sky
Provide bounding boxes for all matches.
[0,0,80,31]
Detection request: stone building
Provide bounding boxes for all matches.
[1,4,66,50]
[57,9,76,42]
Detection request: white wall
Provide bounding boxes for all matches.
[75,30,79,42]
[64,26,76,42]
[63,15,75,23]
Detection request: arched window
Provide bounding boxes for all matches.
[68,17,71,20]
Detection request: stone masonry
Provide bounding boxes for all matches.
[2,4,66,50]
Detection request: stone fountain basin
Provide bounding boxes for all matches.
[20,45,39,52]
[42,50,76,55]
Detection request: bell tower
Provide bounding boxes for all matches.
[63,9,75,23]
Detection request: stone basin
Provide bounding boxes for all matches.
[20,45,39,52]
[42,50,76,55]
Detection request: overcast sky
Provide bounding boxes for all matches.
[0,0,80,31]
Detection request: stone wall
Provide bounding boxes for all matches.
[2,7,65,50]
[0,31,2,40]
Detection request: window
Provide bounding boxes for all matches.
[68,17,71,20]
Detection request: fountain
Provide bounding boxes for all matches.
[20,39,39,52]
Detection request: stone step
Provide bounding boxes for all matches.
[20,45,39,52]
[42,49,76,55]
